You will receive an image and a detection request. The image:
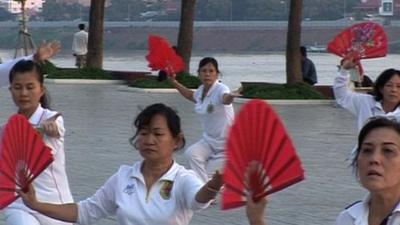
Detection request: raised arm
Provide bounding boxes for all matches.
[0,41,61,87]
[169,77,195,102]
[18,185,78,223]
[246,197,268,225]
[223,86,242,104]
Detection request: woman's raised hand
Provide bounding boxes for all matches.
[34,41,61,63]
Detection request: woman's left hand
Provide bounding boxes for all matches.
[230,86,243,97]
[208,170,224,191]
[40,113,61,138]
[34,41,61,63]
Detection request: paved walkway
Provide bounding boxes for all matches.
[0,83,365,225]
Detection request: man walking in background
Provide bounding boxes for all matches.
[72,23,88,68]
[300,46,318,85]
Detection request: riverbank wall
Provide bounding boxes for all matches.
[1,21,399,53]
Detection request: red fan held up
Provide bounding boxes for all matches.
[222,99,305,210]
[327,22,387,60]
[327,22,388,80]
[145,35,185,77]
[0,114,53,210]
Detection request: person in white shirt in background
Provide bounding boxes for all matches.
[18,103,223,225]
[170,57,240,184]
[4,59,73,225]
[336,117,400,225]
[72,23,88,68]
[0,41,61,87]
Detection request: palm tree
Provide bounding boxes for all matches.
[86,0,106,68]
[285,0,303,84]
[13,0,35,57]
[177,0,196,73]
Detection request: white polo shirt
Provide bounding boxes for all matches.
[0,55,33,87]
[72,30,88,55]
[77,161,210,225]
[193,81,234,150]
[333,69,400,131]
[6,104,73,209]
[336,195,400,225]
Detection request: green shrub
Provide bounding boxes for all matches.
[242,83,326,99]
[131,72,201,89]
[44,62,114,80]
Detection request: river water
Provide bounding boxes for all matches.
[2,50,400,89]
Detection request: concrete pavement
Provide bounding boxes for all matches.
[0,83,365,225]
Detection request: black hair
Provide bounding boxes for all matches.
[197,57,220,74]
[9,59,51,109]
[351,117,400,169]
[78,23,85,30]
[300,46,307,57]
[373,68,400,101]
[129,103,185,151]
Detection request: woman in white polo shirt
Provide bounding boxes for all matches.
[4,60,73,225]
[170,57,239,183]
[18,103,223,225]
[333,58,400,132]
[336,117,400,225]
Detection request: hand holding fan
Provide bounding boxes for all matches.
[145,35,185,77]
[0,114,53,209]
[222,99,305,210]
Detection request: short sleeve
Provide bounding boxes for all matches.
[179,171,210,211]
[216,83,231,105]
[77,173,118,225]
[335,210,354,225]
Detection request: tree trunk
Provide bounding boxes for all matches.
[177,0,196,73]
[285,0,303,85]
[86,0,105,69]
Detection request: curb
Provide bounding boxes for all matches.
[234,97,335,105]
[45,79,125,85]
[118,86,196,93]
[120,86,335,105]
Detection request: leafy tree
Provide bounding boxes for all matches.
[286,0,302,84]
[177,0,196,72]
[87,0,105,68]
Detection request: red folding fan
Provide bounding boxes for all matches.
[145,35,185,77]
[0,114,53,209]
[327,22,388,60]
[222,99,305,210]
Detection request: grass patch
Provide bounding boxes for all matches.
[131,73,201,89]
[242,83,326,99]
[43,61,114,80]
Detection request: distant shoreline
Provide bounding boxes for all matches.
[1,21,399,53]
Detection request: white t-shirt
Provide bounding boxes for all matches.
[6,105,73,209]
[77,161,209,225]
[333,69,400,131]
[193,81,235,150]
[72,30,88,55]
[336,195,400,225]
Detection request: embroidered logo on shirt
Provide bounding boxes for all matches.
[123,184,135,195]
[159,181,173,200]
[206,103,214,113]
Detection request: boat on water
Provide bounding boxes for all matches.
[306,45,327,53]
